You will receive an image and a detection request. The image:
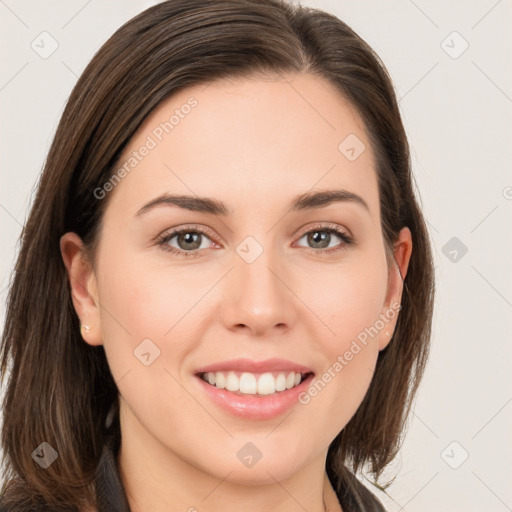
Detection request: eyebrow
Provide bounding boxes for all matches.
[135,188,370,217]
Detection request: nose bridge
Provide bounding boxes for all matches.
[222,235,295,334]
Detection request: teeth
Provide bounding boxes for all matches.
[200,371,307,395]
[215,372,226,389]
[275,373,287,391]
[240,372,257,394]
[257,373,274,395]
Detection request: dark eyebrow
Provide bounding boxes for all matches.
[290,189,370,213]
[135,189,370,217]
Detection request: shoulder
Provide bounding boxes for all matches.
[0,500,87,512]
[0,483,91,512]
[0,435,123,512]
[335,470,387,512]
[0,502,52,512]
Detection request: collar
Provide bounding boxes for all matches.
[95,434,131,512]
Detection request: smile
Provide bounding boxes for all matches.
[199,370,313,396]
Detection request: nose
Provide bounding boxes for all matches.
[220,245,297,337]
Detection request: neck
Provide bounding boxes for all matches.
[117,403,342,512]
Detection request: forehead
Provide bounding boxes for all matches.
[107,72,380,222]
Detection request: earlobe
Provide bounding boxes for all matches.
[378,226,413,351]
[59,232,103,346]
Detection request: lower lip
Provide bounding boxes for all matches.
[194,373,314,421]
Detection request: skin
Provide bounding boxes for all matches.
[61,72,412,512]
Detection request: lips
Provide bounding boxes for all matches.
[194,370,315,420]
[192,358,316,420]
[194,357,314,375]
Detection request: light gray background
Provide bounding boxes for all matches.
[1,1,511,511]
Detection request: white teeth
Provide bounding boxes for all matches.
[239,372,257,394]
[286,372,295,389]
[257,373,275,395]
[215,371,226,389]
[275,373,287,391]
[200,371,307,395]
[226,372,238,392]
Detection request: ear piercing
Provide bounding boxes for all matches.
[81,324,91,334]
[385,331,391,336]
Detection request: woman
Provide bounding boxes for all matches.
[0,0,435,510]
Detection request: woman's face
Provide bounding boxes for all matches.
[64,72,410,486]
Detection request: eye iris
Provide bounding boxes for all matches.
[178,232,201,250]
[308,231,330,249]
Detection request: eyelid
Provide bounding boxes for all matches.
[295,221,352,240]
[155,223,217,243]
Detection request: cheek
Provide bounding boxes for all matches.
[294,256,387,424]
[94,245,214,385]
[94,254,206,426]
[96,244,199,334]
[299,254,388,348]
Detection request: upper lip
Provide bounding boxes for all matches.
[195,358,314,375]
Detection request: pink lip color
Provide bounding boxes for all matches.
[195,373,314,421]
[195,357,314,374]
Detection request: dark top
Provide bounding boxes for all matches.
[1,434,387,511]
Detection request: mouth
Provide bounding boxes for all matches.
[194,369,316,420]
[195,370,315,397]
[192,358,316,419]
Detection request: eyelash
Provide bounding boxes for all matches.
[156,223,354,258]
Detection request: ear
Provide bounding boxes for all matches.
[60,232,103,346]
[378,226,412,351]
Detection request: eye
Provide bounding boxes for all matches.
[295,223,353,256]
[156,223,354,258]
[157,225,217,257]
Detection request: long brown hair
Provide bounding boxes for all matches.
[0,0,435,509]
